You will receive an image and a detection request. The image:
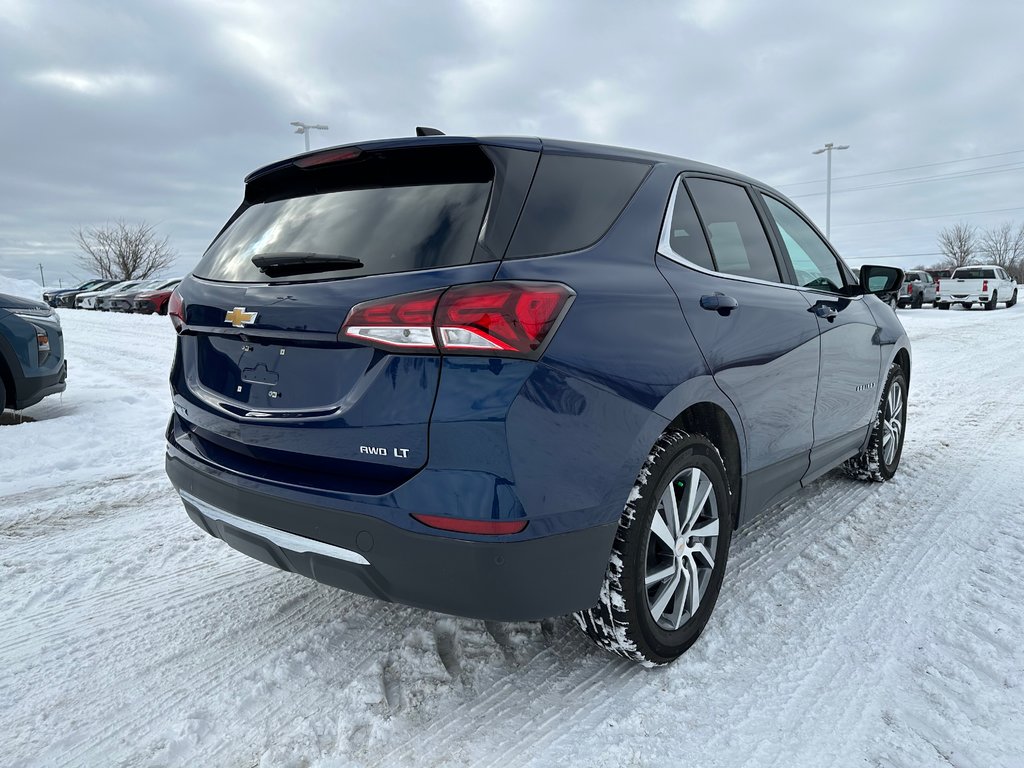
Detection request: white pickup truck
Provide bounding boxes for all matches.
[936,265,1018,310]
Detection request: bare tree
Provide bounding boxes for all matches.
[937,222,978,269]
[73,220,176,280]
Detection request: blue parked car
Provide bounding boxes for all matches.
[0,293,67,417]
[166,133,908,665]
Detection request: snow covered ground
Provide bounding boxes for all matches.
[2,304,1023,768]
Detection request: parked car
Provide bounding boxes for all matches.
[105,278,181,312]
[132,280,181,315]
[897,270,937,308]
[0,292,67,417]
[42,279,107,307]
[936,265,1018,310]
[77,280,142,310]
[56,279,118,308]
[165,134,909,666]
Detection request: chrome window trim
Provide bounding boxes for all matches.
[179,490,371,566]
[657,176,862,300]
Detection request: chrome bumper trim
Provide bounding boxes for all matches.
[179,490,371,566]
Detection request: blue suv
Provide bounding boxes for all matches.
[0,293,67,417]
[166,134,909,665]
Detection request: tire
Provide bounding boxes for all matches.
[843,364,907,483]
[963,302,973,309]
[1008,290,1018,308]
[575,431,733,666]
[938,303,950,310]
[911,291,923,309]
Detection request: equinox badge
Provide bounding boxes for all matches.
[225,307,258,327]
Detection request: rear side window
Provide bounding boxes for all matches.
[506,154,650,258]
[687,179,781,283]
[194,147,494,283]
[659,180,715,270]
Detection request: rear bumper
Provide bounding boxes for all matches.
[165,444,617,621]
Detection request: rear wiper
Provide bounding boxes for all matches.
[251,252,363,278]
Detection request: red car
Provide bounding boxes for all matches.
[132,279,181,315]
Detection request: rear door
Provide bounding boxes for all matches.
[172,141,539,489]
[656,176,820,513]
[756,192,882,482]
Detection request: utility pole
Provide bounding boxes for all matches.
[38,263,45,286]
[290,121,329,152]
[811,142,850,239]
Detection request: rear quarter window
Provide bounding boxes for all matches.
[506,154,650,258]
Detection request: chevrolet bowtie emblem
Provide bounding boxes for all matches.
[225,307,258,327]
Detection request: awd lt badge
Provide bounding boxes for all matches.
[225,307,258,327]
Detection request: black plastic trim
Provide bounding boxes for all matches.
[166,447,617,621]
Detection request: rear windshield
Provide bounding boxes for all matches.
[194,148,493,283]
[904,272,921,281]
[952,268,995,280]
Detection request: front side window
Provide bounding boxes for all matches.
[761,195,845,293]
[687,179,781,283]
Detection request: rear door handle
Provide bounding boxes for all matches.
[700,293,739,316]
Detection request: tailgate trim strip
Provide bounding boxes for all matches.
[179,490,371,566]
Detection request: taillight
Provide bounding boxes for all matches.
[343,288,444,350]
[341,281,574,358]
[983,279,989,292]
[936,280,941,292]
[411,513,528,535]
[907,284,913,295]
[436,282,573,356]
[168,288,184,332]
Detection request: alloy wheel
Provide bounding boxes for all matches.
[882,380,904,466]
[644,467,720,631]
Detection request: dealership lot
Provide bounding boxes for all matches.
[2,306,1022,768]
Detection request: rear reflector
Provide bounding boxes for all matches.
[341,281,574,358]
[411,513,528,535]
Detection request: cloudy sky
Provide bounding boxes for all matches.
[2,0,1023,286]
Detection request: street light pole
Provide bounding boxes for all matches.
[811,142,849,239]
[290,121,329,152]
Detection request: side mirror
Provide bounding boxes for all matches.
[859,265,904,295]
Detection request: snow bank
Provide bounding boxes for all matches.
[0,276,45,300]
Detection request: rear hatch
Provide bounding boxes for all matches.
[171,139,540,492]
